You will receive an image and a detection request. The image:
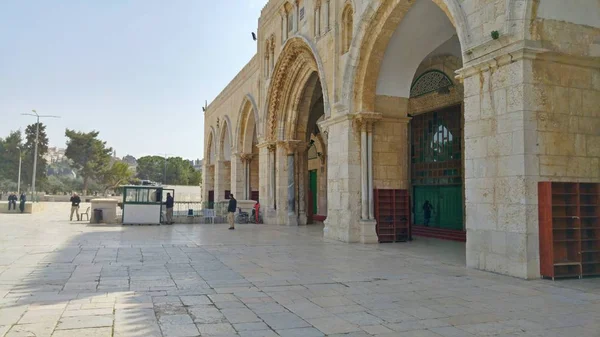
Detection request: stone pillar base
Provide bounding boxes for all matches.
[360,219,378,244]
[286,212,298,226]
[264,208,278,225]
[298,211,307,225]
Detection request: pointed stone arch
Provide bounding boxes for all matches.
[342,0,470,113]
[264,35,330,141]
[206,126,217,165]
[219,115,233,160]
[236,94,260,155]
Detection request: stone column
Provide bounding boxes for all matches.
[240,154,254,200]
[367,123,375,220]
[354,112,382,243]
[360,122,368,220]
[280,140,300,226]
[213,159,224,202]
[320,114,362,242]
[457,44,600,279]
[297,142,310,225]
[257,141,277,224]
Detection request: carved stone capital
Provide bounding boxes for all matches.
[239,153,255,163]
[353,112,383,134]
[278,140,301,155]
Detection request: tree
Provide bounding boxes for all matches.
[0,130,23,184]
[22,123,49,190]
[136,155,164,182]
[64,129,113,195]
[101,161,133,194]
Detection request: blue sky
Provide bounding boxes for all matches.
[0,0,265,160]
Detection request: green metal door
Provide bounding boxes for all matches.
[309,170,318,214]
[411,105,464,231]
[413,186,463,230]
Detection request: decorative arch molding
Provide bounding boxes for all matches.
[410,70,454,98]
[206,126,217,165]
[219,115,233,158]
[341,0,470,113]
[263,35,331,141]
[236,94,260,154]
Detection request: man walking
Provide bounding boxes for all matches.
[165,192,174,225]
[70,193,81,221]
[228,194,237,230]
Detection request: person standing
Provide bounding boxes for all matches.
[422,200,434,227]
[165,193,174,225]
[227,194,237,230]
[19,193,26,213]
[70,193,81,221]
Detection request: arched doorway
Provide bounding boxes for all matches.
[204,128,217,209]
[237,96,260,202]
[345,0,467,244]
[262,37,329,226]
[216,118,233,201]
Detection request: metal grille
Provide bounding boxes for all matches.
[410,70,453,97]
[411,106,461,186]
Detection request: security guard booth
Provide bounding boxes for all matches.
[121,185,175,225]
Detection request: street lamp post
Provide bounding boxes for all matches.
[16,147,22,195]
[162,153,173,185]
[21,110,60,201]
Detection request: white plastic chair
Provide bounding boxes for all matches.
[203,209,216,224]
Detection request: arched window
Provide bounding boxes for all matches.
[324,0,330,32]
[269,36,275,74]
[341,4,353,54]
[314,0,321,37]
[410,70,454,97]
[281,2,294,42]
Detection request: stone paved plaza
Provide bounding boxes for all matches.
[1,203,599,337]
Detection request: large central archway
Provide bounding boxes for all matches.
[338,0,469,249]
[262,37,329,226]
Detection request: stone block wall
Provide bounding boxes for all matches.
[323,116,362,242]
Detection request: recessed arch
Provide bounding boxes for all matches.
[236,94,260,155]
[342,0,470,113]
[206,126,217,165]
[219,115,233,160]
[264,35,330,141]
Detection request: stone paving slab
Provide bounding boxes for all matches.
[0,203,599,337]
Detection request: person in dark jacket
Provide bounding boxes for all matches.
[8,192,17,210]
[165,193,174,225]
[70,193,81,221]
[19,193,26,213]
[423,200,434,226]
[227,194,237,230]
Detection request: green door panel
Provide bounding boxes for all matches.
[413,185,463,230]
[309,170,318,214]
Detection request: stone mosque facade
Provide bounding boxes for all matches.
[203,0,600,279]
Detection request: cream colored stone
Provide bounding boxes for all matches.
[202,0,600,280]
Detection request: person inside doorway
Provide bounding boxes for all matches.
[228,194,237,230]
[70,193,81,221]
[165,193,174,225]
[19,193,26,213]
[423,200,434,227]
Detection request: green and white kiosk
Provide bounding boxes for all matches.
[121,185,175,225]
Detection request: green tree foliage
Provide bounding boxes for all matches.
[64,129,113,194]
[0,130,23,186]
[101,161,133,194]
[22,123,49,189]
[136,155,201,186]
[136,156,165,182]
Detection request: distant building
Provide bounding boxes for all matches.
[44,147,66,164]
